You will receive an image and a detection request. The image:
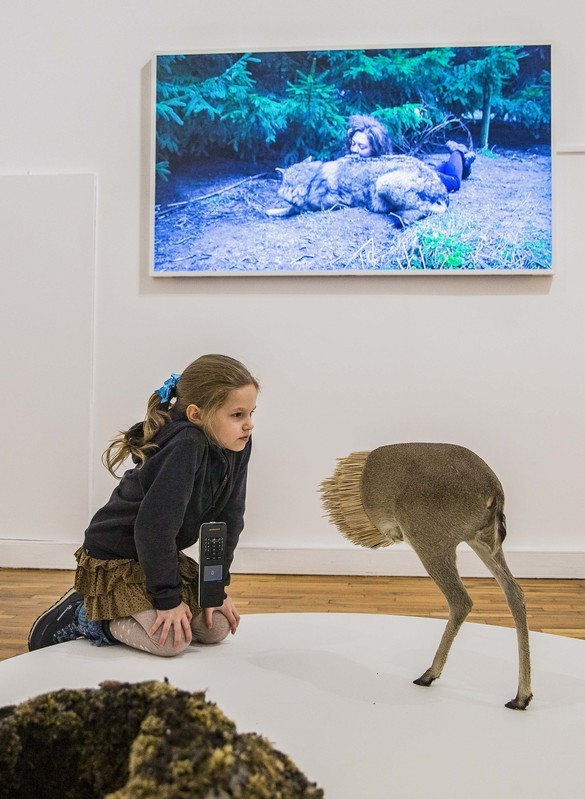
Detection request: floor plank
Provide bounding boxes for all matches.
[1,568,584,661]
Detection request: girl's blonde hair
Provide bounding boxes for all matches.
[103,354,259,477]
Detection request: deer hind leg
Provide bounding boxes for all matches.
[468,539,532,710]
[409,543,473,688]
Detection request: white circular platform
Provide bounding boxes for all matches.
[1,613,584,798]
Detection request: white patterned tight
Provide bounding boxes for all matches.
[109,608,230,657]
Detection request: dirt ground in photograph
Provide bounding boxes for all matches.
[154,147,551,274]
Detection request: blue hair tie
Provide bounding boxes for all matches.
[155,373,181,403]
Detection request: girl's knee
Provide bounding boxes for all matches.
[192,610,230,645]
[140,623,192,656]
[109,614,191,657]
[150,637,191,657]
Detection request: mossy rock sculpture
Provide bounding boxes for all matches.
[0,680,323,798]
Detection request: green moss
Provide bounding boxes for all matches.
[0,681,323,798]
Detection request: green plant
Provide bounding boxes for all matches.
[155,46,550,176]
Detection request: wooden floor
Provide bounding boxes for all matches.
[1,568,584,662]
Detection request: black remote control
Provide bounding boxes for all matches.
[198,521,227,608]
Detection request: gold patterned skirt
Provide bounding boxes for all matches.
[74,547,201,621]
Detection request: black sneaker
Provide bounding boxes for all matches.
[28,588,84,651]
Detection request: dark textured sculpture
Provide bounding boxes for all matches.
[0,680,323,798]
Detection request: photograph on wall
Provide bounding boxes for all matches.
[151,45,551,276]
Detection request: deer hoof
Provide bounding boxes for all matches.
[505,693,533,710]
[413,674,436,687]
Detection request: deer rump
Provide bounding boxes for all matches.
[320,443,532,710]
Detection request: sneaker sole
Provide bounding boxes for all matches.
[27,587,83,651]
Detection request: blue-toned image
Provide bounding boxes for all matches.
[152,45,551,276]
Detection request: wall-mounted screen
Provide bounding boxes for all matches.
[151,45,551,276]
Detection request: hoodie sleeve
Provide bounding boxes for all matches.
[135,436,204,610]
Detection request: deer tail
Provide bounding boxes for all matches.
[479,492,506,554]
[497,506,507,545]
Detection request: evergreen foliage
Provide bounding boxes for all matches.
[155,46,550,177]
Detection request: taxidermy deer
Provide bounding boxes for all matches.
[320,443,532,710]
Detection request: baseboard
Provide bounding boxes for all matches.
[232,546,585,578]
[0,541,80,570]
[1,540,585,578]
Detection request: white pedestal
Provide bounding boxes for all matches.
[1,613,584,798]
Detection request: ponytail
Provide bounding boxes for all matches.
[102,388,175,478]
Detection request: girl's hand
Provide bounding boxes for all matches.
[205,595,240,635]
[149,602,193,648]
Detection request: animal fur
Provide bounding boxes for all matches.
[267,154,449,225]
[320,443,532,710]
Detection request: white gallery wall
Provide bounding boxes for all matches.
[0,0,584,576]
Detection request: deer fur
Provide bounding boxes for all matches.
[320,443,532,710]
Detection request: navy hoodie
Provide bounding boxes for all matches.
[82,420,251,610]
